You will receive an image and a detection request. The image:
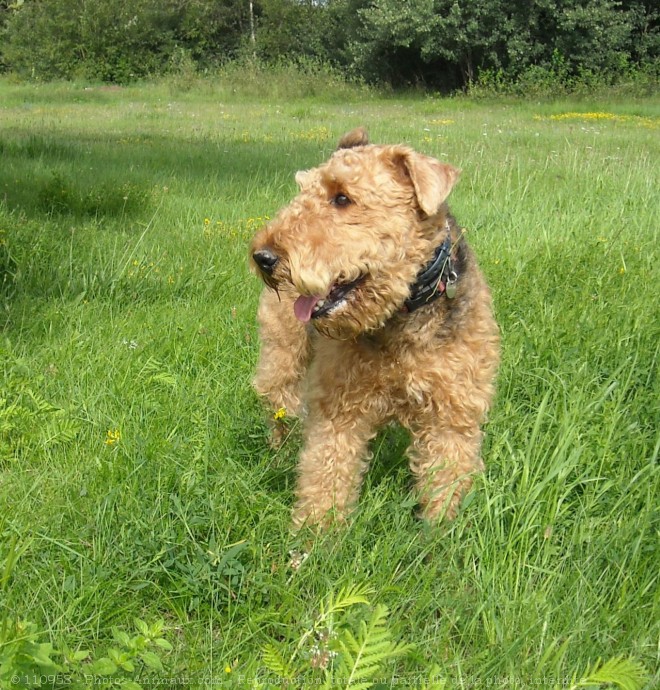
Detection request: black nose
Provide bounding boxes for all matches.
[253,248,279,274]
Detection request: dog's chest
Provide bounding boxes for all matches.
[351,335,446,412]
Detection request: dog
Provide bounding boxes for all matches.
[250,128,499,529]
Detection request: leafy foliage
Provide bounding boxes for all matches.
[0,617,173,689]
[259,584,415,687]
[1,520,172,688]
[568,655,649,689]
[333,603,411,688]
[0,0,657,90]
[1,343,80,463]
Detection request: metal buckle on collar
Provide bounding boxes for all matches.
[445,266,458,299]
[403,233,457,312]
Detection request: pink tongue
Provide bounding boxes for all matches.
[294,295,321,323]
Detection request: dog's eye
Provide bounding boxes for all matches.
[331,193,352,207]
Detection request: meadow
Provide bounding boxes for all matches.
[0,77,658,688]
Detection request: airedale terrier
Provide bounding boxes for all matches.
[250,128,499,529]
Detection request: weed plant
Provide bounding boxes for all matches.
[0,78,658,688]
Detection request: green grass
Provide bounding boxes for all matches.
[0,77,658,688]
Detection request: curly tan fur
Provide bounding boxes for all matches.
[250,129,499,529]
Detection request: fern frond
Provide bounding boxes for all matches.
[261,643,294,680]
[41,416,80,447]
[570,655,649,690]
[335,604,411,688]
[321,582,374,618]
[26,389,59,415]
[139,357,177,388]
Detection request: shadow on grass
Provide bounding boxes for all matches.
[0,130,322,221]
[231,406,412,500]
[0,130,326,323]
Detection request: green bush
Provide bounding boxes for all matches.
[1,0,657,92]
[208,55,370,101]
[2,0,177,82]
[469,58,660,99]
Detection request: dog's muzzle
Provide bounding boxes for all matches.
[253,248,279,274]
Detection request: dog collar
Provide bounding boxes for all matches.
[403,229,458,313]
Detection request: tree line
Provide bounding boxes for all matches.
[1,0,657,90]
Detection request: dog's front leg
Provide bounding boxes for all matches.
[407,424,485,522]
[292,409,377,529]
[253,289,311,448]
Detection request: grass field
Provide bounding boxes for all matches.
[0,77,658,689]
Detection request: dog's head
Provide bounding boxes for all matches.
[250,128,460,338]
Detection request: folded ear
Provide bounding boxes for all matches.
[337,127,369,149]
[395,148,460,216]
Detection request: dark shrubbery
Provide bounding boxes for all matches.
[0,0,658,92]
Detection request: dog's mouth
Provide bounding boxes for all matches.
[294,276,365,323]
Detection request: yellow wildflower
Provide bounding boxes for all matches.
[273,407,287,421]
[294,126,330,142]
[536,112,658,129]
[105,429,121,446]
